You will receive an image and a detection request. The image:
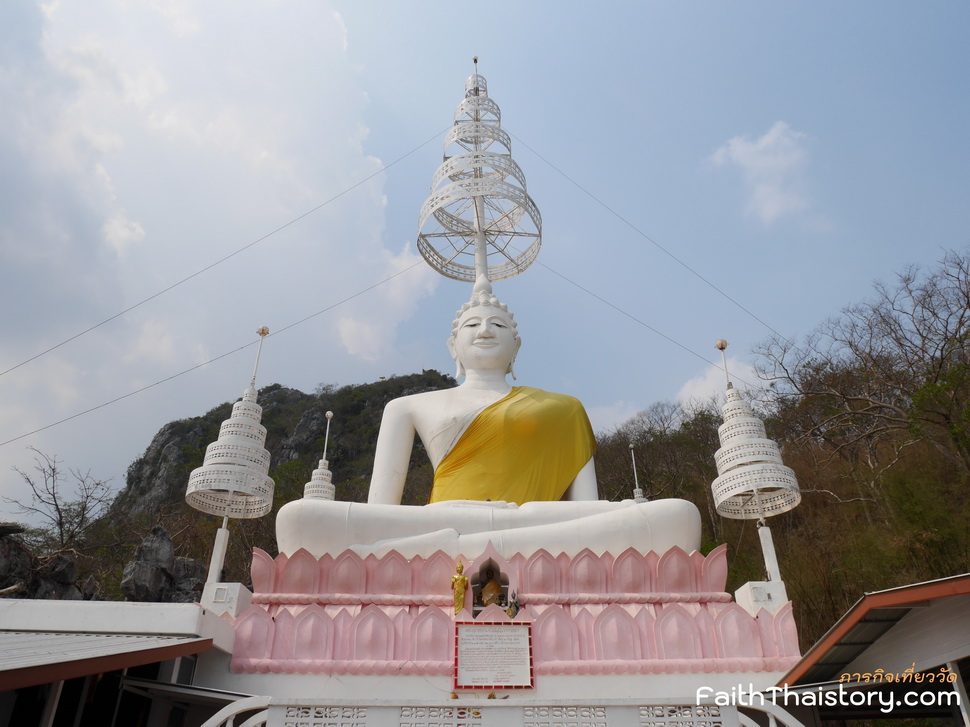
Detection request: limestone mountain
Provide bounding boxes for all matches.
[113,370,456,517]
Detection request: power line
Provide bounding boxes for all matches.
[538,262,758,389]
[0,251,760,449]
[2,128,780,446]
[2,239,762,449]
[0,127,449,380]
[0,262,425,448]
[0,344,255,449]
[511,133,790,344]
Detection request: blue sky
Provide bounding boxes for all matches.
[1,1,967,520]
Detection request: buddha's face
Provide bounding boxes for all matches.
[448,305,520,375]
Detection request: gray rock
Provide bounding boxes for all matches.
[121,560,173,602]
[1,528,88,600]
[119,419,212,515]
[0,523,25,538]
[32,578,57,600]
[133,525,175,571]
[121,526,206,603]
[81,575,99,600]
[0,532,33,586]
[277,406,331,464]
[172,556,207,602]
[45,554,76,585]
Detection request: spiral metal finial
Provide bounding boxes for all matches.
[711,388,800,520]
[185,328,275,519]
[417,65,541,283]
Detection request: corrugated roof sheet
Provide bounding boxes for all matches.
[781,572,970,686]
[0,631,212,690]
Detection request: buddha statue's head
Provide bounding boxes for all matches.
[448,276,521,380]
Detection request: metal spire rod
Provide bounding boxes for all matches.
[469,57,489,282]
[630,443,646,502]
[322,411,334,462]
[303,412,337,500]
[715,339,731,388]
[250,326,270,389]
[629,444,640,491]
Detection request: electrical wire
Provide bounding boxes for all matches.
[0,250,760,449]
[1,128,785,447]
[538,262,758,389]
[0,127,450,380]
[511,132,791,344]
[0,262,425,448]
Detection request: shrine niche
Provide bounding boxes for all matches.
[471,560,510,616]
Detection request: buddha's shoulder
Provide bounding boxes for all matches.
[518,387,584,408]
[383,388,456,412]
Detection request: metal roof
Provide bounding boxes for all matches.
[781,572,970,686]
[0,630,212,691]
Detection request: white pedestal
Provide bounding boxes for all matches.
[201,582,252,617]
[735,581,789,616]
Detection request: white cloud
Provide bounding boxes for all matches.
[102,211,145,254]
[331,10,349,51]
[337,241,440,361]
[123,319,177,365]
[383,241,439,308]
[676,356,758,407]
[123,66,169,109]
[0,0,409,524]
[95,164,144,254]
[338,317,382,362]
[586,400,641,434]
[144,0,201,36]
[0,356,82,434]
[711,121,811,226]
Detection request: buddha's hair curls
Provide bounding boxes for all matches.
[450,280,518,340]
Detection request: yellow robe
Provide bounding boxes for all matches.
[429,387,597,504]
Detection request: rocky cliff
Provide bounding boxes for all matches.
[114,371,455,516]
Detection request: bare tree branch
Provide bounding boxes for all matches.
[756,249,970,475]
[4,447,113,552]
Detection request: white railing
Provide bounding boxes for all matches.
[199,695,270,727]
[199,696,808,727]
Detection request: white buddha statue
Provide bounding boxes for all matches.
[369,278,598,506]
[276,281,701,559]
